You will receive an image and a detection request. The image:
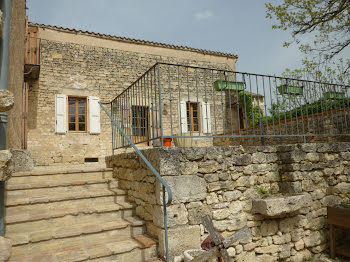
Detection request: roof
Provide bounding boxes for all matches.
[29,22,238,59]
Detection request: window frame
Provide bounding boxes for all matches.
[186,102,200,133]
[67,96,87,133]
[131,105,150,143]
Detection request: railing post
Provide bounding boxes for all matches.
[163,185,170,262]
[259,116,264,146]
[157,64,164,147]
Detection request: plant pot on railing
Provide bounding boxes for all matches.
[163,138,172,147]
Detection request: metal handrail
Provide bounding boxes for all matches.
[99,101,172,262]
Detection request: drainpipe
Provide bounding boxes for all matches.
[0,0,12,236]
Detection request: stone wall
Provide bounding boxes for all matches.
[107,142,350,261]
[26,26,236,165]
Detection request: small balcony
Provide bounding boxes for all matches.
[24,37,40,80]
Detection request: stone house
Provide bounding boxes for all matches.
[17,23,246,166]
[3,6,350,262]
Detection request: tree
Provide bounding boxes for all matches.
[266,0,350,65]
[282,57,350,85]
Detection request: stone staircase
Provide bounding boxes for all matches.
[4,164,159,262]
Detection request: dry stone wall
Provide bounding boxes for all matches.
[107,142,350,261]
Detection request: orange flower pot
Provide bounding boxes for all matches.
[163,138,172,147]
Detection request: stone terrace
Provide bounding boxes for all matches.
[107,142,350,261]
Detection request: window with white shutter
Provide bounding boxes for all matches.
[55,94,67,134]
[88,96,100,134]
[201,102,211,133]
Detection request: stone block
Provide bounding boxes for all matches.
[156,175,206,204]
[188,205,212,225]
[260,220,278,236]
[212,208,230,220]
[0,237,12,262]
[229,201,243,214]
[223,190,242,201]
[9,149,34,172]
[179,162,198,175]
[0,150,12,181]
[198,160,221,173]
[252,152,266,164]
[252,194,311,217]
[0,90,14,112]
[255,244,279,254]
[181,148,206,161]
[303,231,325,247]
[158,225,201,259]
[153,204,188,228]
[213,214,247,231]
[160,149,179,176]
[206,192,219,205]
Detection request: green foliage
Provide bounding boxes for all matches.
[267,97,350,124]
[282,57,350,86]
[340,200,350,208]
[265,0,350,61]
[238,92,264,126]
[257,187,269,199]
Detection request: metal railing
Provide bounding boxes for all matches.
[25,37,40,65]
[109,62,350,148]
[99,102,172,262]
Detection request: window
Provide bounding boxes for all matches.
[186,102,200,132]
[55,95,100,134]
[132,106,149,142]
[68,97,87,132]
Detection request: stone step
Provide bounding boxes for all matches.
[7,171,114,190]
[5,211,145,235]
[8,235,157,262]
[6,177,115,191]
[12,164,111,177]
[7,218,145,246]
[5,183,126,206]
[5,196,135,224]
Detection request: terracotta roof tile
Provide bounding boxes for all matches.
[29,22,238,59]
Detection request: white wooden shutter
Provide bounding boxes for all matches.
[180,101,188,133]
[201,102,211,133]
[88,96,101,134]
[55,94,67,134]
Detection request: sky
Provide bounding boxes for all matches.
[26,0,312,77]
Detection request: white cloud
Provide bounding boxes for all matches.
[194,10,213,21]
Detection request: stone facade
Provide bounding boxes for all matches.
[107,142,350,261]
[25,25,237,165]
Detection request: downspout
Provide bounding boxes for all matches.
[0,0,12,236]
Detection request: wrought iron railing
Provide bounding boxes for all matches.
[99,102,172,262]
[25,37,40,65]
[110,62,350,148]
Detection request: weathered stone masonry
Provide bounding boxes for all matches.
[107,142,350,261]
